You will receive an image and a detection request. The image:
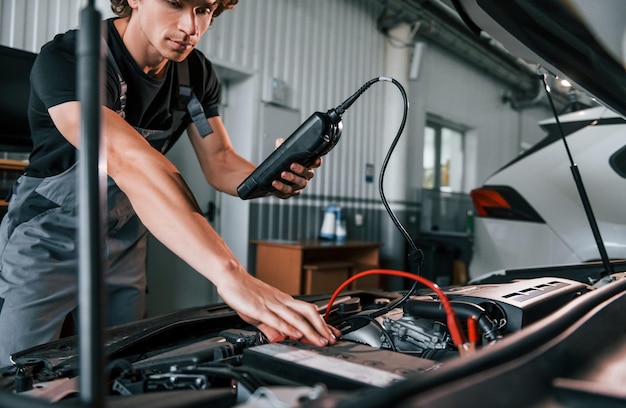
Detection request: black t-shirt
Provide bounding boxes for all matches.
[26,18,220,177]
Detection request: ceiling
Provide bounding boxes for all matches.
[370,0,579,109]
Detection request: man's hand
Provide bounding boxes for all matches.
[271,157,323,199]
[217,270,339,347]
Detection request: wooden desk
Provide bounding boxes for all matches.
[252,240,381,295]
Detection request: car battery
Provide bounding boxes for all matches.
[241,340,440,390]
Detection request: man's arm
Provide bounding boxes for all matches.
[48,102,336,346]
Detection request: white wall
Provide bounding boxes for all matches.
[407,41,552,192]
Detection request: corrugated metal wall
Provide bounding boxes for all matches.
[0,0,82,51]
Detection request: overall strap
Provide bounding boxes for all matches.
[103,40,213,153]
[176,58,213,138]
[103,38,127,119]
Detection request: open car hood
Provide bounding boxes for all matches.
[452,0,626,118]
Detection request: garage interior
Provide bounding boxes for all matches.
[0,0,598,315]
[2,1,626,407]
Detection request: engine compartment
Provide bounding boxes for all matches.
[0,274,596,406]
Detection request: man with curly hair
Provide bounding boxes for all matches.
[0,0,338,366]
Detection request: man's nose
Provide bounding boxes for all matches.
[178,9,197,36]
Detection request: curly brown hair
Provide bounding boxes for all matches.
[110,0,239,21]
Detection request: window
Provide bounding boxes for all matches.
[422,118,465,192]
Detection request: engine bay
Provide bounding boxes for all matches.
[0,274,597,406]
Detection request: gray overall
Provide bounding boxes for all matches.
[0,51,212,366]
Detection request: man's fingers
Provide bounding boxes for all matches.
[289,162,316,178]
[256,296,335,347]
[274,138,285,149]
[271,180,301,199]
[280,298,337,346]
[224,272,337,347]
[269,160,321,199]
[308,157,323,169]
[253,322,286,343]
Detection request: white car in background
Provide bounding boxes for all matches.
[470,106,626,279]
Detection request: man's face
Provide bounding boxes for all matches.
[129,0,216,62]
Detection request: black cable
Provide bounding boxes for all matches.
[333,76,418,260]
[335,76,419,263]
[376,78,416,252]
[334,77,380,115]
[375,77,423,304]
[333,77,421,336]
[329,77,421,338]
